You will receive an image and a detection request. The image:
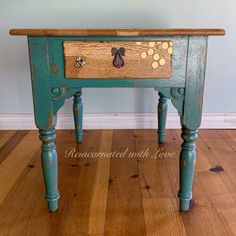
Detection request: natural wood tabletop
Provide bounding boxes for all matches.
[9,28,225,36]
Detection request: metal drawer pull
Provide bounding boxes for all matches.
[111,47,125,68]
[74,56,86,68]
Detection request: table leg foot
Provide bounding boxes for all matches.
[179,199,191,211]
[75,134,83,143]
[47,198,59,212]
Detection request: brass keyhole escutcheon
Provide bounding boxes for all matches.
[111,47,125,68]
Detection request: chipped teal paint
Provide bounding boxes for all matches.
[177,36,208,211]
[156,87,185,116]
[47,36,188,89]
[73,90,83,143]
[39,128,59,212]
[157,92,167,144]
[27,37,54,130]
[27,35,209,212]
[181,36,208,130]
[178,127,198,211]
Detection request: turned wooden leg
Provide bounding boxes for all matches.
[157,92,168,144]
[178,126,198,211]
[39,128,60,212]
[73,90,83,143]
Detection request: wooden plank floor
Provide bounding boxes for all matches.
[0,129,236,235]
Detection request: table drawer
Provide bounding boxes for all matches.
[63,41,173,79]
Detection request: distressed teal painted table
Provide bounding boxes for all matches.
[10,28,225,212]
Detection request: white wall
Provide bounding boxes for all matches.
[0,0,235,116]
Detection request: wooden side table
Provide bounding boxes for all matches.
[10,28,225,212]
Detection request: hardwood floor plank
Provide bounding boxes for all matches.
[0,130,16,148]
[215,130,236,196]
[143,198,187,236]
[22,130,111,236]
[216,130,236,194]
[197,130,236,235]
[0,131,40,205]
[21,130,82,236]
[105,130,146,236]
[218,130,236,152]
[196,131,236,193]
[182,130,236,201]
[22,130,104,236]
[139,129,187,235]
[211,193,236,235]
[199,130,236,184]
[134,129,175,198]
[195,170,235,235]
[61,130,103,236]
[0,129,236,235]
[0,130,28,164]
[88,130,112,235]
[164,130,229,235]
[161,130,181,194]
[0,149,42,235]
[199,130,236,196]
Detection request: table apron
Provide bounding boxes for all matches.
[31,36,189,88]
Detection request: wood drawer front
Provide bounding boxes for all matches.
[63,41,173,79]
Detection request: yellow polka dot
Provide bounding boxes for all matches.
[159,58,166,66]
[147,48,154,56]
[140,52,147,59]
[136,42,142,45]
[168,47,173,54]
[162,42,168,50]
[149,42,155,47]
[152,61,159,69]
[153,53,160,61]
[169,42,173,46]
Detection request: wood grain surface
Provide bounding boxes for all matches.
[9,28,225,36]
[64,41,172,79]
[0,129,235,235]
